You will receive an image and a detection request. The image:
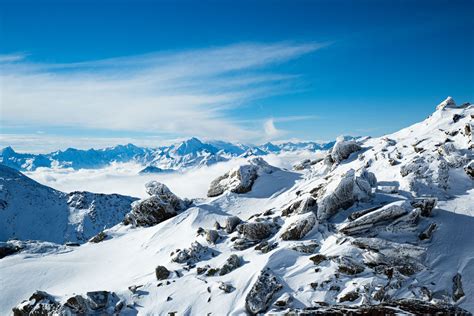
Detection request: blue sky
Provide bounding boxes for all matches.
[0,0,473,152]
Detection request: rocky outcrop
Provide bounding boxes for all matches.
[13,290,125,316]
[171,241,210,264]
[207,158,278,197]
[0,242,21,259]
[465,161,474,179]
[124,181,189,227]
[452,273,465,302]
[340,201,409,236]
[288,299,471,315]
[281,213,317,240]
[327,137,362,164]
[245,270,282,315]
[236,221,278,241]
[317,168,377,220]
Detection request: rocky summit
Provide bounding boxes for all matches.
[0,98,473,315]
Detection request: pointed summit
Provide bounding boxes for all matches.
[436,96,456,110]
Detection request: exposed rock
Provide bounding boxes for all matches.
[233,238,259,250]
[224,216,242,233]
[329,137,362,164]
[339,291,360,302]
[207,158,277,197]
[124,182,188,227]
[291,242,319,254]
[89,231,107,243]
[348,204,384,221]
[205,229,219,245]
[452,273,465,302]
[288,299,471,315]
[0,242,21,259]
[281,213,317,240]
[171,241,209,264]
[255,241,278,253]
[274,293,293,308]
[340,201,409,236]
[245,270,282,315]
[236,221,277,241]
[219,254,241,276]
[310,254,328,265]
[12,290,60,316]
[155,265,170,280]
[218,282,235,293]
[465,161,474,179]
[317,168,377,220]
[419,223,437,240]
[411,198,437,217]
[336,257,365,275]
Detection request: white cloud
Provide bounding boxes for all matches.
[263,118,285,139]
[0,42,328,147]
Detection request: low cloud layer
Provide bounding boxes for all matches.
[25,152,323,199]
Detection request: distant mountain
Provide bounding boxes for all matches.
[0,137,343,172]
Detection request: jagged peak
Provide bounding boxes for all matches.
[436,96,456,110]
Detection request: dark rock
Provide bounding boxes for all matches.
[281,213,317,241]
[205,229,219,245]
[453,114,463,123]
[337,257,365,275]
[86,291,109,310]
[219,254,241,276]
[0,242,21,259]
[419,223,437,240]
[12,291,60,316]
[309,254,328,265]
[465,161,474,179]
[245,270,282,315]
[339,291,360,302]
[236,221,276,241]
[224,216,242,233]
[292,242,319,254]
[155,265,170,280]
[453,273,465,302]
[411,198,437,217]
[89,231,107,243]
[171,241,209,264]
[218,282,235,293]
[255,241,278,253]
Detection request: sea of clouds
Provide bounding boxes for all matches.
[25,151,322,199]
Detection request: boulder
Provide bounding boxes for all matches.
[336,257,365,275]
[237,221,277,241]
[224,216,242,233]
[207,158,277,197]
[245,270,282,315]
[89,231,107,243]
[411,198,438,217]
[218,282,235,293]
[205,229,219,244]
[329,137,362,164]
[317,168,377,220]
[419,223,437,240]
[218,254,241,276]
[155,266,170,280]
[281,213,317,240]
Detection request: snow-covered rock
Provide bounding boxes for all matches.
[207,157,278,197]
[317,168,377,220]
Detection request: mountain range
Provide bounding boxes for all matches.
[0,138,341,172]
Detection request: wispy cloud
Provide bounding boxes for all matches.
[0,42,328,147]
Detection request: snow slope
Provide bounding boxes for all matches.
[0,164,137,244]
[0,97,472,315]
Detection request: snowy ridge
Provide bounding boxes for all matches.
[0,98,473,315]
[0,164,137,244]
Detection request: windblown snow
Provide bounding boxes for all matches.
[0,97,473,315]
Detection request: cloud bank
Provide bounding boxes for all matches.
[0,42,326,147]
